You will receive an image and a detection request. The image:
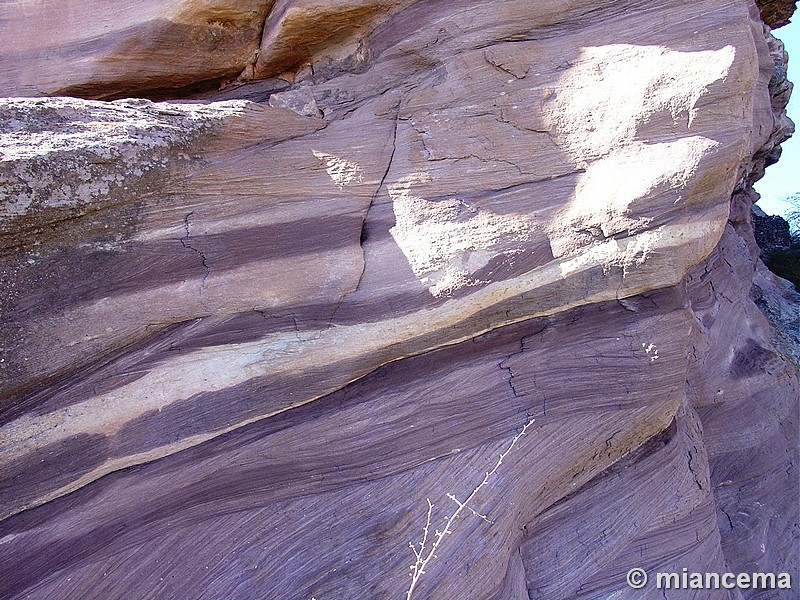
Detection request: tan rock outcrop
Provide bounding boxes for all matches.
[0,0,274,99]
[0,0,796,598]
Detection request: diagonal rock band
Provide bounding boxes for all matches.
[0,0,797,599]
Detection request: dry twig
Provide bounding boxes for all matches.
[405,417,536,599]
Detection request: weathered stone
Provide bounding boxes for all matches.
[0,0,275,99]
[0,1,796,599]
[757,0,797,28]
[753,205,794,253]
[268,85,322,117]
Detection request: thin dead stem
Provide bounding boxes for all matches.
[405,417,535,599]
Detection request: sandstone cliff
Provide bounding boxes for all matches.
[0,1,797,599]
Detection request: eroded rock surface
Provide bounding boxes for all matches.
[0,0,274,99]
[0,1,797,599]
[757,0,798,27]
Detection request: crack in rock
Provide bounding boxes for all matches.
[179,211,210,293]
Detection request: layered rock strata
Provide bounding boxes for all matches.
[0,1,797,599]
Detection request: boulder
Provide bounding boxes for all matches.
[0,1,796,599]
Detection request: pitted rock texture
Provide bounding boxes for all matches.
[0,98,249,226]
[756,0,797,27]
[753,205,793,253]
[0,1,797,599]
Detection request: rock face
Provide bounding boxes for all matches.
[757,0,798,27]
[0,1,797,599]
[0,0,275,99]
[753,205,794,253]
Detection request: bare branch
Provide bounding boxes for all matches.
[405,417,535,599]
